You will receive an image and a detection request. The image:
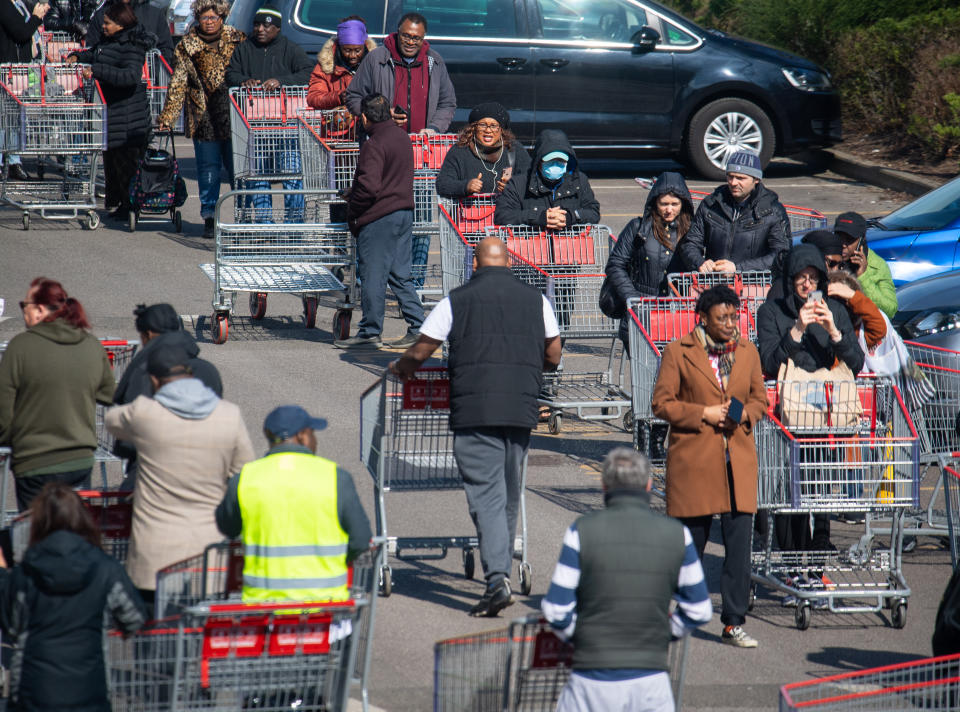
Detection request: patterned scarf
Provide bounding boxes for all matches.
[694,323,739,391]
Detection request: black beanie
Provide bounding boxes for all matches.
[134,303,180,334]
[468,102,510,130]
[801,229,844,257]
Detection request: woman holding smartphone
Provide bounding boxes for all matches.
[652,285,768,648]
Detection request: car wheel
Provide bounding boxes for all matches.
[686,98,775,180]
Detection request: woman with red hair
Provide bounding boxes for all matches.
[0,278,115,511]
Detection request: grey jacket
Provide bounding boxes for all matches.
[344,43,456,132]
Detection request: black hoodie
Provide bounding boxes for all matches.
[756,244,864,377]
[494,129,600,228]
[0,530,146,712]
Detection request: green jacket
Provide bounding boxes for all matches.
[0,320,115,475]
[859,249,898,320]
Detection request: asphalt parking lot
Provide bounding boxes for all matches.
[0,144,948,712]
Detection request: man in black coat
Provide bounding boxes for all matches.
[494,129,600,228]
[87,0,173,66]
[678,150,791,274]
[335,93,425,350]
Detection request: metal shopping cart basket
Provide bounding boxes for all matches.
[299,113,359,193]
[666,269,773,300]
[434,614,689,712]
[360,367,531,597]
[39,30,83,62]
[753,376,920,629]
[438,194,499,296]
[230,85,308,186]
[144,49,183,133]
[0,62,105,229]
[635,177,827,236]
[779,652,960,711]
[201,188,356,344]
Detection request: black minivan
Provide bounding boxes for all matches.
[227,0,841,178]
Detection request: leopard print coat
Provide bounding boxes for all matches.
[159,25,245,141]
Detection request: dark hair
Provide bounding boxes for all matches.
[133,303,181,335]
[696,285,740,315]
[338,14,365,23]
[651,192,692,250]
[30,483,101,549]
[398,11,427,31]
[361,93,391,123]
[105,2,138,29]
[29,277,91,330]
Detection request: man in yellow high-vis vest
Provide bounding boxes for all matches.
[215,405,372,602]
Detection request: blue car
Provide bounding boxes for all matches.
[866,175,960,286]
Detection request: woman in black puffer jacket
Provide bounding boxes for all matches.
[68,3,153,222]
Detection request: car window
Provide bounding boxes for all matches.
[394,0,520,37]
[536,0,646,43]
[880,178,960,231]
[660,18,696,46]
[298,0,386,34]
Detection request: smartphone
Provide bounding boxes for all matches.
[393,105,407,116]
[501,166,513,182]
[807,290,823,304]
[727,396,744,424]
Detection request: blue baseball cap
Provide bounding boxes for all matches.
[541,151,568,163]
[263,405,328,441]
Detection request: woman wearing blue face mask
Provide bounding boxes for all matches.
[494,129,600,228]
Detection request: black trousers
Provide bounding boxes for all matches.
[681,510,753,627]
[104,139,147,209]
[15,467,91,512]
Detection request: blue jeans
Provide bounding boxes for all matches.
[193,139,234,219]
[245,138,304,223]
[355,210,425,338]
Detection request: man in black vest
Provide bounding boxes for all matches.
[542,448,712,710]
[390,237,562,616]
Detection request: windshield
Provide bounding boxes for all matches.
[879,176,960,231]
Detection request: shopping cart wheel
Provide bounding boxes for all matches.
[891,600,907,629]
[332,309,351,340]
[211,312,229,345]
[518,561,532,596]
[795,603,811,631]
[173,210,183,233]
[379,565,392,597]
[462,547,475,580]
[128,211,137,232]
[622,409,634,434]
[85,210,100,230]
[21,213,29,230]
[302,296,318,329]
[548,412,562,435]
[249,292,267,320]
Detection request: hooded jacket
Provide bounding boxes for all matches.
[87,0,174,66]
[678,182,791,273]
[73,24,154,149]
[0,530,146,712]
[158,25,247,141]
[756,244,864,377]
[225,32,313,88]
[0,320,114,475]
[343,35,456,133]
[494,130,600,228]
[306,37,377,110]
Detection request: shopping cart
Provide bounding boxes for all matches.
[299,114,359,193]
[942,455,960,571]
[230,85,308,186]
[201,188,356,344]
[39,30,83,62]
[434,614,689,712]
[437,194,499,297]
[154,539,244,618]
[779,652,960,711]
[666,269,772,299]
[635,177,827,236]
[753,376,919,629]
[144,49,183,133]
[360,368,531,597]
[0,62,105,229]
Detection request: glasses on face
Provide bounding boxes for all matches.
[198,13,222,22]
[825,258,845,269]
[794,273,818,285]
[398,32,424,43]
[475,122,501,132]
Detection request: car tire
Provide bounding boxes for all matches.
[686,98,775,180]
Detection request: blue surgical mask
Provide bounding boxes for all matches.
[540,160,566,181]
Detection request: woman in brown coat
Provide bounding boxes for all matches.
[157,0,244,237]
[652,285,767,648]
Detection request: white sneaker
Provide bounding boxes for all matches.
[722,625,758,648]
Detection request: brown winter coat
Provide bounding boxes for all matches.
[306,37,376,110]
[651,332,768,518]
[158,25,245,141]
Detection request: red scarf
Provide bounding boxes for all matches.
[384,33,430,133]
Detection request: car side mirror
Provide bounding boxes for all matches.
[631,26,660,53]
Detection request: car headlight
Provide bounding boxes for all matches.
[782,67,832,92]
[902,309,960,339]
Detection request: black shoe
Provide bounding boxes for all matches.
[469,579,514,617]
[7,163,30,181]
[203,217,215,238]
[109,207,130,221]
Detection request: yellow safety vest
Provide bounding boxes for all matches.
[237,451,349,602]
